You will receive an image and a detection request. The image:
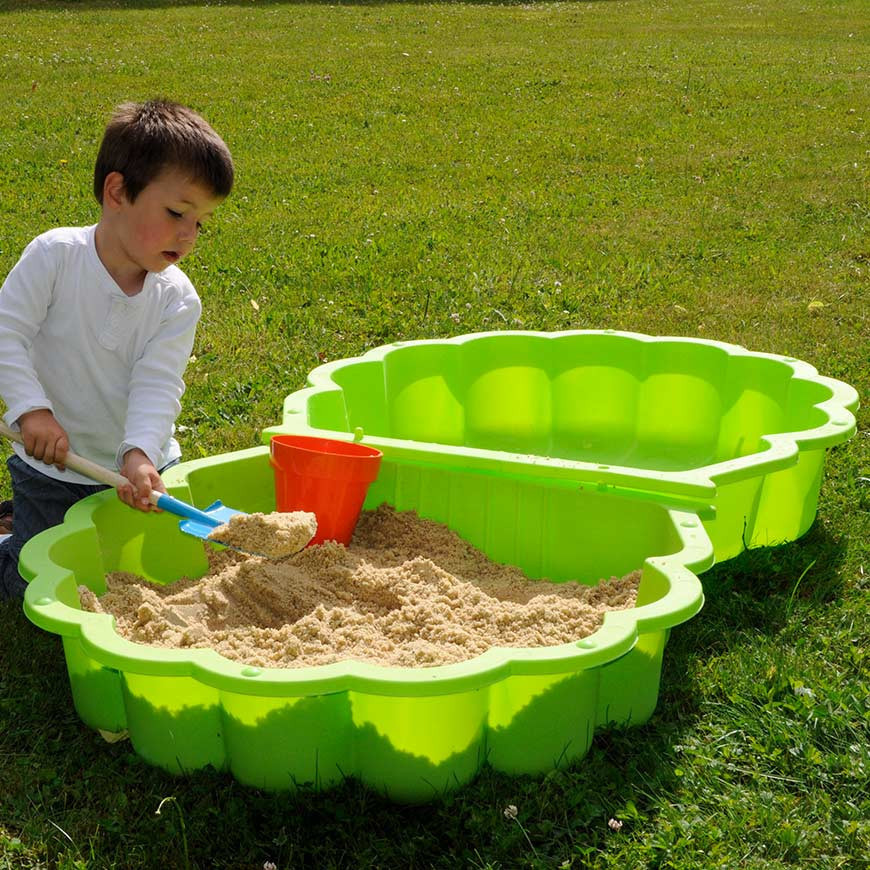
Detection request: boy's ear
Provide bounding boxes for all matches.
[102,172,127,210]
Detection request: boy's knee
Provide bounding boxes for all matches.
[0,558,27,600]
[0,536,27,599]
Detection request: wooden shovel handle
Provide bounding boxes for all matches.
[0,418,130,490]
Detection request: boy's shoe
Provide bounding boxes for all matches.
[0,500,12,535]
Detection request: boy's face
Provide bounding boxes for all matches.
[110,168,224,274]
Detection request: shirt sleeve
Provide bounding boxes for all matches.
[116,286,201,470]
[0,237,56,427]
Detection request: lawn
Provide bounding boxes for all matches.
[0,0,867,867]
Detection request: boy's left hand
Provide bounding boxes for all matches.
[119,448,166,512]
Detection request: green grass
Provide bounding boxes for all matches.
[0,0,867,867]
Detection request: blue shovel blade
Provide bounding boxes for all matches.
[178,500,245,541]
[153,494,246,542]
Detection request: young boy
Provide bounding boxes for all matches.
[0,99,234,599]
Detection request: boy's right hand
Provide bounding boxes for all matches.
[118,448,165,512]
[17,409,70,470]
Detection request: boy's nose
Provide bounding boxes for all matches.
[177,217,199,243]
[178,228,194,243]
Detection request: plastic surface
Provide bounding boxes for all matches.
[21,446,712,802]
[264,330,859,561]
[270,434,383,545]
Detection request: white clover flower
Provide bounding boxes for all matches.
[608,818,623,831]
[504,804,518,819]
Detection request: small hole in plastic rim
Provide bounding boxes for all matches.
[241,667,262,677]
[35,596,54,606]
[597,465,610,470]
[577,639,596,649]
[680,520,698,528]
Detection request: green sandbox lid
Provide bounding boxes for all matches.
[265,330,858,560]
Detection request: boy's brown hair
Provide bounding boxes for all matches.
[93,99,234,204]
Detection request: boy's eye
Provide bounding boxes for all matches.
[167,208,182,219]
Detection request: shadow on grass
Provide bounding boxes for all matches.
[0,521,849,867]
[694,519,849,647]
[654,519,850,726]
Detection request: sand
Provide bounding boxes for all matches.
[79,504,641,669]
[207,511,317,558]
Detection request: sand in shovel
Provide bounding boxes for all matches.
[207,511,317,558]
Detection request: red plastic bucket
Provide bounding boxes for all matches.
[269,434,383,546]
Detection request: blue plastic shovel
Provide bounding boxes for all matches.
[0,420,245,546]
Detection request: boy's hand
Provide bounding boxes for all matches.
[18,409,70,470]
[119,448,166,512]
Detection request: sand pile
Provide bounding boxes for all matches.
[79,505,640,669]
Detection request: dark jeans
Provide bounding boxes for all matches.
[0,456,108,600]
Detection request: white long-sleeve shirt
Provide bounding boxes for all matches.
[0,225,201,484]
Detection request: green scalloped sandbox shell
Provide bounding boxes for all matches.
[22,447,712,803]
[265,330,859,561]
